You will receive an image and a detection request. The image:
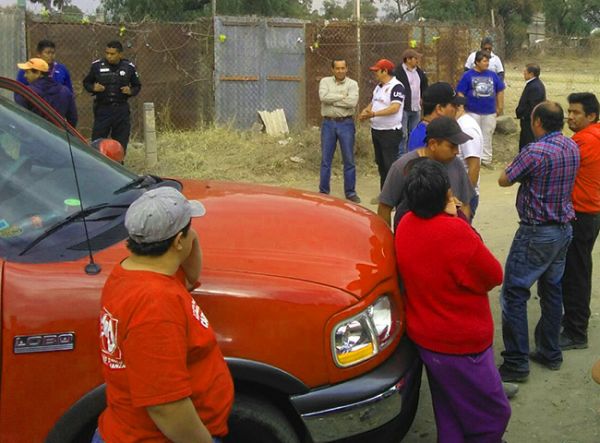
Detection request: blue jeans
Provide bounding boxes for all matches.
[500,223,573,372]
[400,110,420,156]
[92,429,222,442]
[319,118,357,197]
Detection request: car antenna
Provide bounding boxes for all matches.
[62,118,101,275]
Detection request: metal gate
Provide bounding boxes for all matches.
[214,16,305,129]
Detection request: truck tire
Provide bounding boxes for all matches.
[224,393,301,443]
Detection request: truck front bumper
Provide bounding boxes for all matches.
[290,335,422,443]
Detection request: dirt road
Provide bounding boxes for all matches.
[344,167,600,443]
[270,162,600,442]
[132,54,600,441]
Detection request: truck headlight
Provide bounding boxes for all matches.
[332,295,398,367]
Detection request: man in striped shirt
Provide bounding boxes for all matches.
[497,101,580,383]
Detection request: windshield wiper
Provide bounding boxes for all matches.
[113,175,158,195]
[19,203,129,256]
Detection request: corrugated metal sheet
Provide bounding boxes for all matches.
[0,8,26,98]
[214,16,305,129]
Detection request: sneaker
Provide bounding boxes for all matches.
[498,364,529,382]
[346,194,361,203]
[529,351,562,370]
[559,333,588,350]
[502,382,519,399]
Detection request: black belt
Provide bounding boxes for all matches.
[323,116,353,121]
[520,221,567,227]
[96,101,128,106]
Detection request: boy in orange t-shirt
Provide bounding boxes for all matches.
[95,187,233,443]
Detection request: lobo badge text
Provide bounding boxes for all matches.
[13,333,75,354]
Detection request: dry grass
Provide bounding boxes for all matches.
[125,54,600,186]
[125,122,378,185]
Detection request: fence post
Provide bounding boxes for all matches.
[143,102,158,168]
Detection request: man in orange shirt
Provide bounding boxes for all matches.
[96,187,234,443]
[561,93,600,350]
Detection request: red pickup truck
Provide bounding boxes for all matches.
[0,77,421,443]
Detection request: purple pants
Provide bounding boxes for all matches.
[418,345,511,443]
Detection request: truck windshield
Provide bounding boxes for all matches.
[0,95,139,260]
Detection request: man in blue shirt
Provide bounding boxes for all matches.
[407,82,464,151]
[17,39,73,92]
[456,51,505,168]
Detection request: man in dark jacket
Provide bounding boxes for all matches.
[515,63,546,151]
[394,49,428,156]
[15,58,78,127]
[83,40,141,153]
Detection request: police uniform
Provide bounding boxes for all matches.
[83,58,141,151]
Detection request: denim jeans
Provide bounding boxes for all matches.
[92,428,222,443]
[319,118,357,197]
[500,223,573,372]
[400,110,420,157]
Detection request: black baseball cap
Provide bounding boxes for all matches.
[426,116,473,145]
[423,82,466,106]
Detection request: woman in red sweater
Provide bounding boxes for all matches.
[395,158,510,443]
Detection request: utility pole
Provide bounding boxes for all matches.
[356,0,361,91]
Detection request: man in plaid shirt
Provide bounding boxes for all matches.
[496,101,580,383]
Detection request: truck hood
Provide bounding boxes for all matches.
[181,179,397,300]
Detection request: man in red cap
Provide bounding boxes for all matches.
[359,58,406,193]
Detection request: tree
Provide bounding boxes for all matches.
[101,0,210,21]
[381,0,422,21]
[61,3,83,21]
[322,0,378,21]
[28,0,69,11]
[102,0,312,21]
[215,0,312,17]
[543,0,600,35]
[413,0,538,56]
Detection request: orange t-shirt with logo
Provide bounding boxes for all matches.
[98,265,234,442]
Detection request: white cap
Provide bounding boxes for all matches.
[125,187,205,243]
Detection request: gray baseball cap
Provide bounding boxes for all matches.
[125,187,205,243]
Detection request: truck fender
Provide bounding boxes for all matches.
[45,384,105,443]
[45,360,306,443]
[225,358,309,395]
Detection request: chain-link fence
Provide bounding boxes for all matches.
[305,20,503,126]
[0,11,504,136]
[25,16,214,140]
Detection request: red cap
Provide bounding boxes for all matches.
[369,59,395,72]
[92,138,125,163]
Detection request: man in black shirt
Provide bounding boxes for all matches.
[83,40,141,153]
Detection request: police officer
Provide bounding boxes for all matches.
[83,40,141,153]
